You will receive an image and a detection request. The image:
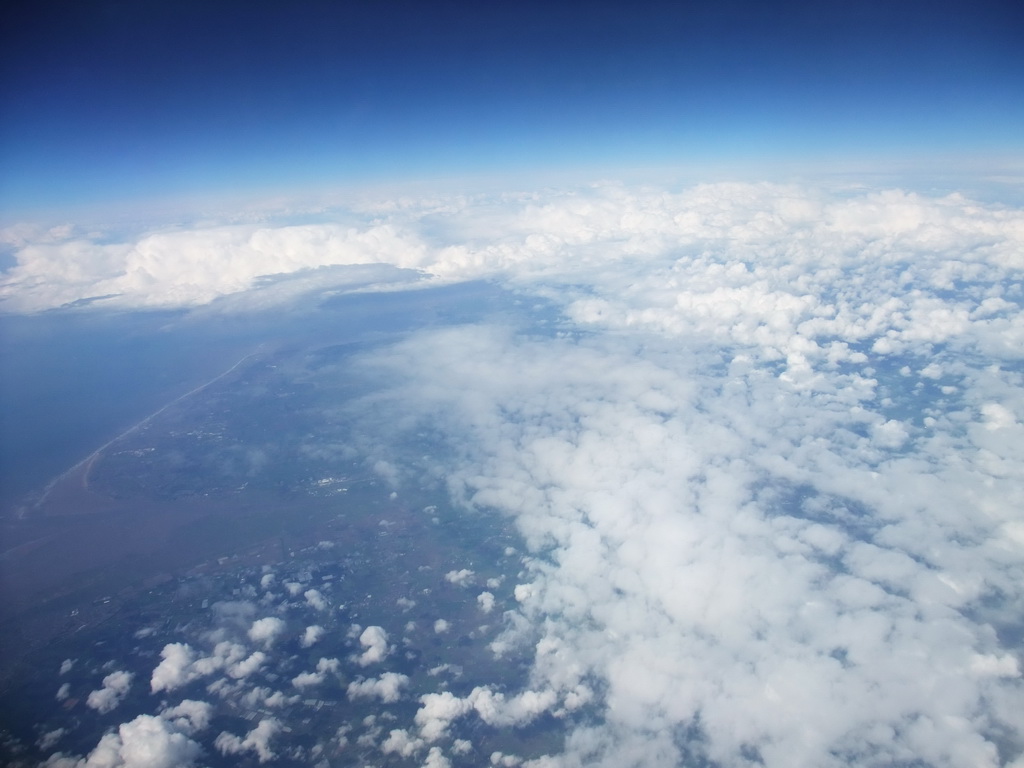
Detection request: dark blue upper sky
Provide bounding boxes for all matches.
[1,0,1022,214]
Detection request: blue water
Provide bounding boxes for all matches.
[0,280,530,514]
[0,309,254,511]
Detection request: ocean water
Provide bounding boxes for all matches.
[0,280,532,514]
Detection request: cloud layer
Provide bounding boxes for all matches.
[336,182,1023,766]
[9,180,1024,767]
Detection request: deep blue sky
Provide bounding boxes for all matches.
[1,0,1022,214]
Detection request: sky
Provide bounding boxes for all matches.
[1,0,1023,215]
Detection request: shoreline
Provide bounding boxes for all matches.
[20,347,263,520]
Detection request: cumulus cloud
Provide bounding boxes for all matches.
[423,746,452,768]
[248,617,286,648]
[291,657,340,688]
[304,588,329,611]
[214,718,281,763]
[347,672,410,703]
[411,685,556,741]
[444,569,475,587]
[381,728,425,758]
[241,686,299,709]
[42,715,202,768]
[477,591,496,613]
[159,700,212,735]
[415,691,474,742]
[300,624,325,648]
[356,626,391,666]
[150,641,263,693]
[86,670,133,714]
[0,221,429,312]
[336,181,1024,768]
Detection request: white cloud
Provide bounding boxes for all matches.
[248,616,286,648]
[0,222,430,312]
[42,715,202,768]
[240,686,299,709]
[86,670,133,714]
[300,624,325,648]
[356,625,390,666]
[227,650,266,679]
[445,569,475,587]
[304,588,329,611]
[150,641,263,693]
[381,728,425,758]
[342,181,1024,768]
[433,619,450,634]
[292,657,340,688]
[347,672,410,703]
[397,597,417,611]
[415,691,473,742]
[159,700,212,734]
[423,746,452,768]
[14,180,1024,767]
[477,592,496,613]
[214,718,281,763]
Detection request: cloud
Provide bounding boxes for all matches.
[241,686,299,709]
[42,715,202,768]
[357,315,1024,765]
[0,222,430,312]
[346,672,410,703]
[150,643,196,692]
[248,616,286,648]
[337,181,1024,768]
[356,625,391,666]
[423,746,452,768]
[214,718,281,763]
[300,624,325,648]
[415,691,474,742]
[14,180,1024,767]
[304,589,329,611]
[227,650,266,679]
[468,687,558,727]
[159,700,212,735]
[86,670,133,714]
[381,728,425,758]
[477,592,496,613]
[38,728,65,752]
[150,641,263,693]
[291,657,340,688]
[444,569,475,587]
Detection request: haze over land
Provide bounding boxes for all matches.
[1,2,1022,767]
